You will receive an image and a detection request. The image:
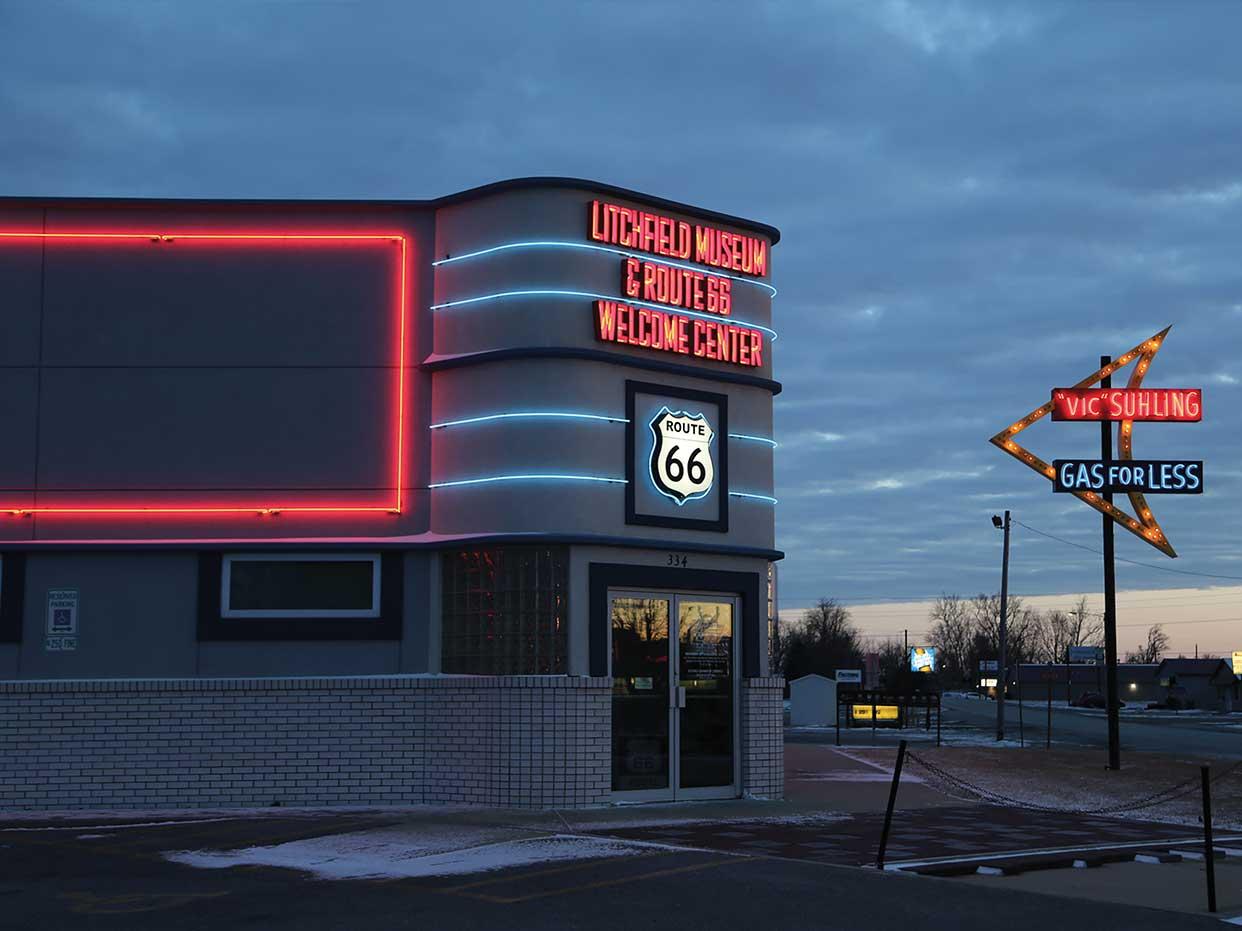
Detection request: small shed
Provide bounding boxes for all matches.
[1155,658,1239,711]
[789,674,837,727]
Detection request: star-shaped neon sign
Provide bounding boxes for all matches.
[989,326,1178,557]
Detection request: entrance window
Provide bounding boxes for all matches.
[441,546,568,675]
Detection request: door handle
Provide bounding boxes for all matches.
[677,686,687,709]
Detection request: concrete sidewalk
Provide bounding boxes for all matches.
[958,857,1242,921]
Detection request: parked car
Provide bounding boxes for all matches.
[1071,691,1126,710]
[1147,686,1194,711]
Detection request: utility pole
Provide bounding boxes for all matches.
[995,510,1011,742]
[1101,356,1121,771]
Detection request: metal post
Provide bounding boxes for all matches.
[876,739,908,870]
[1101,356,1121,771]
[1018,669,1024,747]
[997,510,1010,741]
[1046,663,1052,750]
[872,696,877,746]
[1202,765,1217,913]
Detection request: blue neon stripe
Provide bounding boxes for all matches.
[729,491,778,504]
[430,289,778,341]
[430,411,628,429]
[431,240,777,297]
[728,433,778,448]
[430,474,628,489]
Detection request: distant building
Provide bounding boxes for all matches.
[1008,663,1160,705]
[1155,658,1239,711]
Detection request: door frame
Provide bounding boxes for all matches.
[607,588,741,802]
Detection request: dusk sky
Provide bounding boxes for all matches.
[3,1,1239,653]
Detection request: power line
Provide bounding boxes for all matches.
[1116,615,1242,629]
[1013,519,1242,583]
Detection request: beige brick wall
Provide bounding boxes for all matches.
[741,676,785,799]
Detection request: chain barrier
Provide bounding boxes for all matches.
[903,750,1242,817]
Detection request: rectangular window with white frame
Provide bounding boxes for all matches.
[221,554,382,619]
[198,551,401,641]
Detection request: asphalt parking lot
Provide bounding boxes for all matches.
[0,807,1230,931]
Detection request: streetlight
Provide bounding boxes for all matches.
[992,511,1010,742]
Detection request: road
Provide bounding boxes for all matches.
[942,694,1242,758]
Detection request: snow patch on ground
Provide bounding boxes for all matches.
[165,830,660,881]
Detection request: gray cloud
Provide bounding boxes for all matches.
[2,0,1238,611]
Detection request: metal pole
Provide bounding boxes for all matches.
[1101,356,1121,771]
[1017,669,1024,747]
[876,739,907,870]
[835,694,841,747]
[997,510,1010,741]
[1046,663,1052,750]
[1202,765,1217,913]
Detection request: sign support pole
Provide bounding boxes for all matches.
[1101,355,1121,771]
[996,510,1010,742]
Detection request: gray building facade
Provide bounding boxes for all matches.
[0,178,784,809]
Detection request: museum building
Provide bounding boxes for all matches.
[0,178,784,809]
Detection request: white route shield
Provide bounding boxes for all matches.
[649,408,715,505]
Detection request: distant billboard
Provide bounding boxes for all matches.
[835,669,862,684]
[910,647,937,673]
[1233,652,1242,676]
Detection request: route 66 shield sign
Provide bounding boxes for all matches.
[649,408,715,505]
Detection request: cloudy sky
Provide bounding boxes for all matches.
[3,0,1239,650]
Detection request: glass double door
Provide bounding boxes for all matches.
[610,591,738,800]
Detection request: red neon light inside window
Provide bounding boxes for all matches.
[0,229,410,517]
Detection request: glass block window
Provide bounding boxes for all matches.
[441,546,569,675]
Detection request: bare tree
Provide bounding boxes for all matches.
[927,595,972,685]
[1029,596,1106,664]
[1032,609,1072,664]
[1066,596,1104,649]
[1126,624,1170,664]
[967,593,1037,668]
[780,599,864,681]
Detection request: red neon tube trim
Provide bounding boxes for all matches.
[0,229,410,518]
